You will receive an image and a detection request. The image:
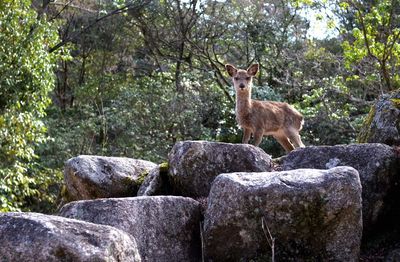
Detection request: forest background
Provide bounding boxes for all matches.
[1,0,399,212]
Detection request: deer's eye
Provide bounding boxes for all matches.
[234,77,239,81]
[246,77,251,81]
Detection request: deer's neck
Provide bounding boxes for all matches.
[235,90,252,118]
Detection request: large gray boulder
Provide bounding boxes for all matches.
[64,155,156,201]
[59,196,201,262]
[168,140,272,197]
[358,91,400,146]
[204,167,362,261]
[0,212,141,262]
[282,143,400,231]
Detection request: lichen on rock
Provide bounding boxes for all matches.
[282,143,400,235]
[358,90,400,146]
[203,167,362,261]
[0,212,141,261]
[63,155,157,201]
[168,140,273,197]
[59,196,201,262]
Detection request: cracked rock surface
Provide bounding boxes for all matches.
[282,143,400,232]
[64,155,157,200]
[59,196,202,262]
[168,140,273,197]
[203,166,362,261]
[0,212,141,262]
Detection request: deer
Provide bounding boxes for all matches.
[225,63,305,153]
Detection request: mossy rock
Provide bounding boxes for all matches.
[358,91,400,146]
[136,171,148,186]
[391,98,400,109]
[357,106,376,143]
[59,184,74,204]
[159,162,169,173]
[137,162,175,196]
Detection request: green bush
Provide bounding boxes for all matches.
[0,0,63,211]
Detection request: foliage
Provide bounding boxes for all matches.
[40,71,230,163]
[291,39,368,146]
[341,0,400,92]
[0,0,63,211]
[0,0,386,211]
[40,1,373,160]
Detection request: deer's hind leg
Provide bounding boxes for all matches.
[273,135,295,152]
[286,128,305,148]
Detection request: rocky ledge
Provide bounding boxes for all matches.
[2,140,400,261]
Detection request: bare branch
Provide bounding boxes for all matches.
[49,0,76,21]
[49,0,151,53]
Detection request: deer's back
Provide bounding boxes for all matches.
[238,100,303,133]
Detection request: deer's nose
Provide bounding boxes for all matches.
[239,83,245,89]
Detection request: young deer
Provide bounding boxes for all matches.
[226,63,305,152]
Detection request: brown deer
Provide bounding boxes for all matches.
[226,63,305,152]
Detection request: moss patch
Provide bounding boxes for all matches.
[357,106,376,143]
[60,184,74,203]
[136,171,148,186]
[60,184,68,198]
[390,98,400,109]
[159,162,169,173]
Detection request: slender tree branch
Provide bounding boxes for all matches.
[51,1,97,16]
[49,0,76,21]
[49,1,151,53]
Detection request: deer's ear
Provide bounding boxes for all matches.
[247,64,259,76]
[225,64,238,77]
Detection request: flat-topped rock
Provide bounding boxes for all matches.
[0,212,141,261]
[204,166,362,261]
[282,143,400,232]
[168,140,273,197]
[59,196,201,262]
[64,155,156,201]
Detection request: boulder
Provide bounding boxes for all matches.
[282,143,400,231]
[358,91,400,146]
[137,163,171,196]
[0,212,141,262]
[59,196,201,262]
[168,140,272,197]
[203,167,362,261]
[64,155,157,201]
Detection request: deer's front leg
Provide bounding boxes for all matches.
[242,128,252,144]
[253,130,264,146]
